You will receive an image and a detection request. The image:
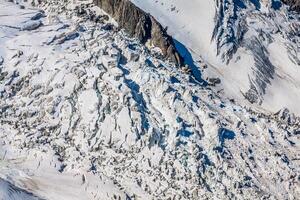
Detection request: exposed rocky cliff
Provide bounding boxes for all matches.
[93,0,184,66]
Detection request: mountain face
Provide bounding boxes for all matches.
[131,0,300,115]
[92,0,184,66]
[0,0,299,199]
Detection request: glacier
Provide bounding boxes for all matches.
[0,0,299,199]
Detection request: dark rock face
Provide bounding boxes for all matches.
[282,0,300,12]
[93,0,183,66]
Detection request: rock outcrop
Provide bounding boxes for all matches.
[282,0,300,12]
[93,0,184,66]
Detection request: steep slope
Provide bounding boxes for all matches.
[130,0,300,115]
[0,0,299,199]
[0,178,42,200]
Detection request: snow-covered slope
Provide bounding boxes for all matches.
[131,0,300,115]
[0,0,299,199]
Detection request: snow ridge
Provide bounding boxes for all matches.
[212,0,299,104]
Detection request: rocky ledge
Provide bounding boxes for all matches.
[93,0,184,67]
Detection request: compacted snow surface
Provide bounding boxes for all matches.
[0,0,299,199]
